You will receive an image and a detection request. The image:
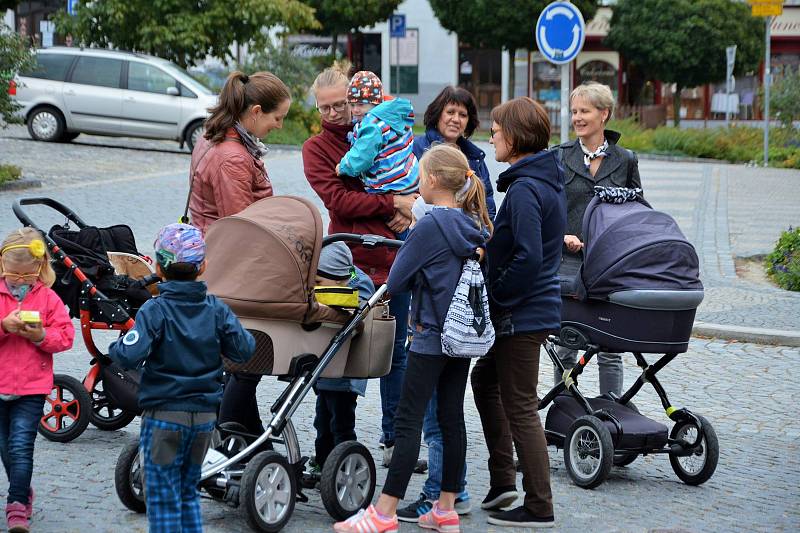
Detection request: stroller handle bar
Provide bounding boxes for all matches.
[13,198,88,230]
[322,233,404,250]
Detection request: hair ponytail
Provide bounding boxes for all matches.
[419,144,493,236]
[204,70,291,144]
[461,172,493,237]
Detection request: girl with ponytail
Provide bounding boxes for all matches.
[187,70,291,236]
[334,144,489,533]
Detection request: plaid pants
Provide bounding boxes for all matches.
[140,412,215,533]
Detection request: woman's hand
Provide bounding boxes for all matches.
[475,247,486,263]
[335,163,341,176]
[388,212,411,234]
[1,310,24,334]
[564,234,583,253]
[392,193,418,219]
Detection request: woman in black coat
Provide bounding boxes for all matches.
[553,81,642,398]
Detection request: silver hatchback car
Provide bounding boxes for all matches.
[11,47,218,150]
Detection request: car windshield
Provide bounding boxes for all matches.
[158,62,214,95]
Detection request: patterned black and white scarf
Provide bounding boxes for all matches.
[579,138,609,168]
[233,122,269,160]
[594,186,642,204]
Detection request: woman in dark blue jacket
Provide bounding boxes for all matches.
[471,97,566,529]
[413,86,496,219]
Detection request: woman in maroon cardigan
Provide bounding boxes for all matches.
[303,65,416,464]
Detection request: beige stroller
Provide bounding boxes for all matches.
[115,196,400,532]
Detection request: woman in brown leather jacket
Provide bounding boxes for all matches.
[189,70,290,435]
[188,70,291,235]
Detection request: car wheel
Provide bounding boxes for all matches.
[185,121,204,152]
[27,106,65,142]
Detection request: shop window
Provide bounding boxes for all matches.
[576,60,618,98]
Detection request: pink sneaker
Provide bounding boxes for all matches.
[419,501,460,533]
[26,488,34,519]
[333,505,399,533]
[6,501,29,533]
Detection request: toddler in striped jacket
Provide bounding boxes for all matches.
[336,71,420,197]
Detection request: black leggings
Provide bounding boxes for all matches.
[382,352,470,499]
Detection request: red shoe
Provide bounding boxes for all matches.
[419,501,460,533]
[6,501,30,533]
[333,505,399,533]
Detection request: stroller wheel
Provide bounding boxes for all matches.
[38,374,92,442]
[212,422,253,458]
[240,451,296,532]
[669,414,719,485]
[564,415,614,489]
[115,439,146,513]
[320,441,376,521]
[89,375,137,431]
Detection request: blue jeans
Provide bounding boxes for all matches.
[380,291,410,445]
[422,389,468,500]
[140,413,215,533]
[0,395,44,505]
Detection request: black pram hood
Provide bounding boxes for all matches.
[576,196,703,300]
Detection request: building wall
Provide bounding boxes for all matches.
[3,9,14,29]
[364,0,458,120]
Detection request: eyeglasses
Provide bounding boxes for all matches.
[1,262,41,282]
[490,128,499,138]
[316,101,348,115]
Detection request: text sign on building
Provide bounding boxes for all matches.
[535,1,586,65]
[748,1,783,17]
[389,14,406,38]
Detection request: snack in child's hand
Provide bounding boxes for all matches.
[19,310,41,325]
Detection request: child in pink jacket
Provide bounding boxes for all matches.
[0,227,74,533]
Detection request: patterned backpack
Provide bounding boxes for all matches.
[441,258,495,358]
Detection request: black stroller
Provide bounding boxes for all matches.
[539,193,719,489]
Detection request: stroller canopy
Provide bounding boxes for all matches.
[204,196,337,323]
[578,196,703,300]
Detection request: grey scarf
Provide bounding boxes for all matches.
[233,122,269,160]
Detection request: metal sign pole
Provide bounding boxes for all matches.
[763,16,771,166]
[561,63,570,144]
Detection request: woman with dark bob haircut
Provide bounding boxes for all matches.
[413,86,495,218]
[471,97,566,528]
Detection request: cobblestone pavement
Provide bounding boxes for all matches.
[0,131,799,532]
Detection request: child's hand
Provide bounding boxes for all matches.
[335,163,341,175]
[16,322,45,343]
[1,310,24,334]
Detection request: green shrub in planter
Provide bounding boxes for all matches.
[765,227,800,291]
[0,164,22,184]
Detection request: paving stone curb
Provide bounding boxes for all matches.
[693,320,800,347]
[0,177,43,191]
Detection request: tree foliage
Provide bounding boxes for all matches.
[0,24,35,127]
[303,0,400,56]
[768,71,800,128]
[605,0,764,125]
[53,0,319,67]
[304,0,400,39]
[430,0,598,52]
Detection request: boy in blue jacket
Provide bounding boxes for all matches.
[109,223,255,533]
[336,71,420,197]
